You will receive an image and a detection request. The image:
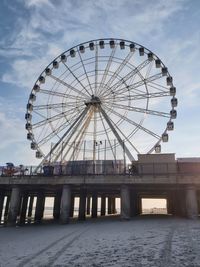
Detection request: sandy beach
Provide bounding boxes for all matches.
[0,216,200,267]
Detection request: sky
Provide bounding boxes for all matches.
[0,0,200,166]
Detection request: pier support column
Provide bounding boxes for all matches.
[86,197,91,215]
[70,194,75,218]
[173,190,186,217]
[92,193,98,218]
[111,197,116,214]
[198,192,200,214]
[28,196,34,218]
[121,185,131,220]
[138,197,142,215]
[167,198,172,215]
[60,185,71,224]
[167,191,174,215]
[185,186,198,219]
[7,187,21,226]
[130,190,137,217]
[170,190,177,216]
[101,196,106,216]
[20,194,28,225]
[134,195,141,216]
[4,195,10,222]
[78,189,86,221]
[35,192,45,223]
[53,193,61,220]
[0,192,4,223]
[108,197,112,214]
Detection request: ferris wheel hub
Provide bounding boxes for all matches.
[85,95,101,107]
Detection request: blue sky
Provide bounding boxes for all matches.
[0,0,200,166]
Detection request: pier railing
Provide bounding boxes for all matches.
[1,161,200,177]
[0,161,127,177]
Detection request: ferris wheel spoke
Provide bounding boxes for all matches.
[103,104,161,139]
[32,106,84,129]
[145,60,154,79]
[97,46,117,96]
[37,107,84,144]
[62,61,92,97]
[103,108,140,154]
[148,81,170,92]
[32,109,47,120]
[77,48,94,95]
[101,83,145,101]
[33,101,83,111]
[100,52,134,97]
[114,72,163,96]
[103,91,170,104]
[37,110,84,146]
[99,106,135,161]
[102,59,151,98]
[39,89,83,101]
[33,105,82,126]
[49,74,89,99]
[37,122,69,146]
[94,42,99,96]
[33,101,81,111]
[107,102,170,118]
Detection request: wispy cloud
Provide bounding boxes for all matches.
[0,0,187,88]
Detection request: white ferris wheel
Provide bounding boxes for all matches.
[25,38,177,165]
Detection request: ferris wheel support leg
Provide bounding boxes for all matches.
[35,107,89,172]
[100,106,135,162]
[60,109,93,162]
[53,106,92,162]
[54,120,84,162]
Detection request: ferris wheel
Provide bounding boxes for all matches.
[25,38,177,164]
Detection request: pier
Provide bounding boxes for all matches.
[0,154,200,226]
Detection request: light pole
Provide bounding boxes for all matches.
[95,141,102,161]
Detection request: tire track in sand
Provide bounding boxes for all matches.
[45,227,89,266]
[159,220,200,267]
[179,222,200,267]
[17,226,89,267]
[158,224,176,267]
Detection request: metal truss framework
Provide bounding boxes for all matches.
[25,38,177,167]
